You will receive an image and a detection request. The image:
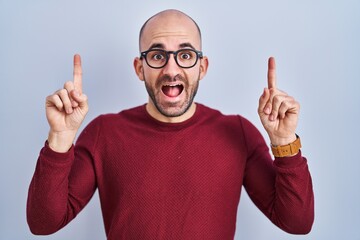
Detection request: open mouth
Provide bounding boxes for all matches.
[161,84,184,98]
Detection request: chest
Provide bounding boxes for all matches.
[95,126,247,200]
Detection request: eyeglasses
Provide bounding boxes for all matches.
[140,49,203,69]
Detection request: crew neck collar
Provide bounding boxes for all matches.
[142,103,203,131]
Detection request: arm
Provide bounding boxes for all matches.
[244,57,314,233]
[27,55,93,234]
[241,117,314,234]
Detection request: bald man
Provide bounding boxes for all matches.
[27,9,314,239]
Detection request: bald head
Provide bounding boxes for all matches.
[138,9,202,51]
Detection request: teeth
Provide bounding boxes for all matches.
[164,84,182,87]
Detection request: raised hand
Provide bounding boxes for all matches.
[46,54,89,152]
[258,57,299,146]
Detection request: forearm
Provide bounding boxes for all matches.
[244,148,314,234]
[269,152,314,234]
[27,143,76,235]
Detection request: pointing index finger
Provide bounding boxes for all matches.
[267,56,277,89]
[73,54,82,94]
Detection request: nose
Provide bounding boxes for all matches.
[162,52,181,76]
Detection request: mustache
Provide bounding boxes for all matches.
[158,74,185,84]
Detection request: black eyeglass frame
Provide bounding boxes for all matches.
[140,49,203,69]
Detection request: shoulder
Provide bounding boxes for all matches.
[77,105,146,144]
[196,103,265,143]
[196,103,266,149]
[80,105,145,133]
[196,103,256,129]
[92,105,145,123]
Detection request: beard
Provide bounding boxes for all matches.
[144,73,200,118]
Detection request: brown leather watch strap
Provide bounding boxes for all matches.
[271,135,302,157]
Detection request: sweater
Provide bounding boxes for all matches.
[27,103,314,239]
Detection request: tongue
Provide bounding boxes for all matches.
[162,86,181,97]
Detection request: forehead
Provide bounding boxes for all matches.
[140,13,201,51]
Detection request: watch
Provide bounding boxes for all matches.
[271,135,301,157]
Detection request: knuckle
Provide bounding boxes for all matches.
[46,94,54,101]
[64,81,74,89]
[47,95,63,109]
[266,101,272,110]
[55,100,63,109]
[283,100,291,108]
[269,88,276,95]
[272,96,280,104]
[58,89,71,103]
[272,95,284,107]
[58,88,68,95]
[279,104,287,113]
[46,93,59,103]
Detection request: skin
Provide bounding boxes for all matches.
[133,10,209,123]
[45,9,299,153]
[258,57,299,146]
[46,54,88,152]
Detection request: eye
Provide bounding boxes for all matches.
[179,51,193,60]
[149,51,166,61]
[153,54,164,60]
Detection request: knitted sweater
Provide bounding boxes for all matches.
[27,103,314,239]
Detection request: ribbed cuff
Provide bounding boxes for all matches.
[273,150,307,169]
[40,141,75,164]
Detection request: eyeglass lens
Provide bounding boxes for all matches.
[145,49,199,68]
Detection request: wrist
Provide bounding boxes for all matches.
[271,134,301,157]
[270,134,297,146]
[47,130,76,153]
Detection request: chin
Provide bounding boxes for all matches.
[157,104,189,118]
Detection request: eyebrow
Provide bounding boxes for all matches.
[148,43,165,49]
[179,43,196,49]
[147,42,196,50]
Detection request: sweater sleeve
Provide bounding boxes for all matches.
[27,120,99,235]
[240,117,314,234]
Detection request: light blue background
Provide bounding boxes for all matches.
[1,0,359,239]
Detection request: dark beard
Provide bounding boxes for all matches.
[144,74,199,118]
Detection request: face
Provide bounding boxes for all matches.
[134,11,208,122]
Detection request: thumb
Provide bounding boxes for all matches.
[258,88,270,116]
[71,90,88,109]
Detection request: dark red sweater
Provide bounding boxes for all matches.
[27,104,314,239]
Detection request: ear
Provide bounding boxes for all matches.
[133,57,145,81]
[198,56,209,80]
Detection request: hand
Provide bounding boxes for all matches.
[46,54,89,152]
[258,57,299,146]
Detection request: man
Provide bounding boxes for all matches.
[27,9,314,239]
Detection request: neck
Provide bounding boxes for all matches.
[145,102,197,123]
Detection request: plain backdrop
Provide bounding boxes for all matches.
[1,0,359,239]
